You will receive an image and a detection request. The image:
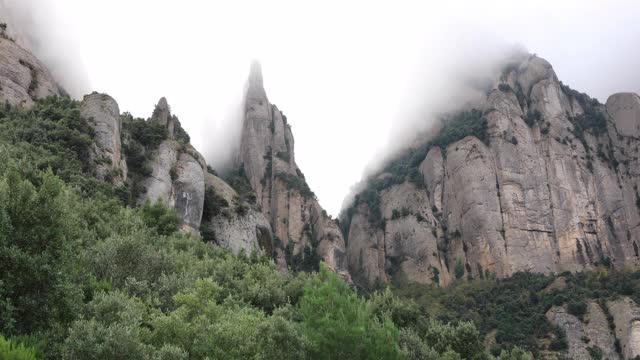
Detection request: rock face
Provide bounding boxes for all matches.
[546,301,619,360]
[546,297,640,360]
[200,173,273,255]
[139,98,206,233]
[345,55,640,287]
[0,37,59,106]
[80,93,128,186]
[608,297,640,359]
[238,62,348,277]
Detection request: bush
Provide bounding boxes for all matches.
[560,82,608,137]
[139,198,180,236]
[524,110,542,127]
[276,151,291,162]
[567,301,587,319]
[275,172,315,199]
[586,345,603,360]
[498,83,512,93]
[202,187,229,220]
[224,165,256,203]
[0,335,37,360]
[122,113,168,150]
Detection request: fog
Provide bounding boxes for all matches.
[1,0,639,215]
[0,0,90,97]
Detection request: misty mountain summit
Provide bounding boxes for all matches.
[3,16,640,360]
[342,55,640,288]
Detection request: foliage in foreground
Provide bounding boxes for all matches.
[0,97,533,359]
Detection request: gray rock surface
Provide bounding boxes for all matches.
[138,99,206,234]
[0,37,59,106]
[608,297,640,359]
[201,173,273,255]
[546,302,619,360]
[238,62,349,276]
[345,54,640,287]
[80,93,128,186]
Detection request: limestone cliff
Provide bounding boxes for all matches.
[80,92,128,186]
[344,55,640,288]
[238,62,348,277]
[0,36,59,106]
[137,98,206,233]
[200,173,273,255]
[546,295,640,360]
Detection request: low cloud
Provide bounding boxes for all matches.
[0,0,90,98]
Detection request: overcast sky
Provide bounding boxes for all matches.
[3,0,640,215]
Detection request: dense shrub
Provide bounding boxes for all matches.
[523,110,542,127]
[560,82,608,137]
[122,113,168,149]
[498,83,512,93]
[121,112,169,204]
[202,187,229,220]
[0,335,37,360]
[275,172,316,199]
[139,198,181,236]
[224,165,257,203]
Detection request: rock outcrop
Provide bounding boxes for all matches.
[138,98,206,233]
[200,173,273,255]
[80,92,128,186]
[0,37,60,106]
[608,297,640,359]
[546,297,640,360]
[344,55,640,287]
[238,62,348,277]
[546,301,619,359]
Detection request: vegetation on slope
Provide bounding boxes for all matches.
[1,97,534,359]
[121,112,169,204]
[394,268,640,358]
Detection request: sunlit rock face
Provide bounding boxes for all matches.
[238,62,349,279]
[0,37,59,106]
[345,54,640,288]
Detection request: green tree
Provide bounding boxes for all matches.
[299,263,401,359]
[0,164,83,337]
[140,198,180,236]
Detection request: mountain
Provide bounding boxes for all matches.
[342,54,640,289]
[4,20,640,359]
[237,62,349,277]
[0,33,61,106]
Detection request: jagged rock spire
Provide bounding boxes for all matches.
[249,60,263,84]
[238,62,350,279]
[246,60,267,102]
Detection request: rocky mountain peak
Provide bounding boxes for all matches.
[238,63,350,279]
[151,97,188,142]
[343,53,640,288]
[249,60,263,85]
